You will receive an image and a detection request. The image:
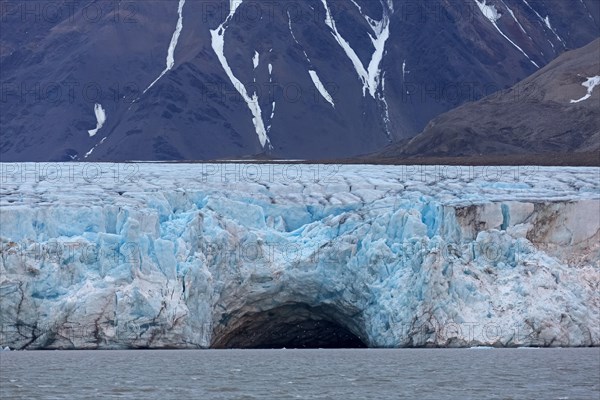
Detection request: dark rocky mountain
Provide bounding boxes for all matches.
[1,0,598,161]
[377,37,600,159]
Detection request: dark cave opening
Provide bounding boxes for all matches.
[211,304,367,349]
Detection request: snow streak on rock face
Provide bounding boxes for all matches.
[0,164,598,349]
[309,71,336,108]
[522,0,565,47]
[87,104,106,138]
[143,0,186,95]
[475,0,539,68]
[321,0,392,98]
[210,0,272,149]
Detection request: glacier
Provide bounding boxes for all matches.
[0,163,598,349]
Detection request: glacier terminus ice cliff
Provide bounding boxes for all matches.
[0,163,598,349]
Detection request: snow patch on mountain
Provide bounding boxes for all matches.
[87,103,106,137]
[475,0,501,22]
[143,0,186,94]
[211,0,272,149]
[267,101,276,132]
[320,0,391,99]
[501,0,530,37]
[309,70,335,107]
[579,0,595,20]
[83,137,107,159]
[475,0,539,68]
[570,76,600,104]
[379,74,391,139]
[521,0,565,47]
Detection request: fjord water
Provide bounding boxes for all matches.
[1,349,598,399]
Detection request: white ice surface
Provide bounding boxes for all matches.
[0,164,598,349]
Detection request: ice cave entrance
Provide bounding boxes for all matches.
[211,304,367,349]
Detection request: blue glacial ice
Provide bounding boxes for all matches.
[0,164,598,348]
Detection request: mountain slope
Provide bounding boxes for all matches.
[378,38,600,158]
[1,0,598,161]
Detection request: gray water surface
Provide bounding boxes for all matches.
[1,348,598,399]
